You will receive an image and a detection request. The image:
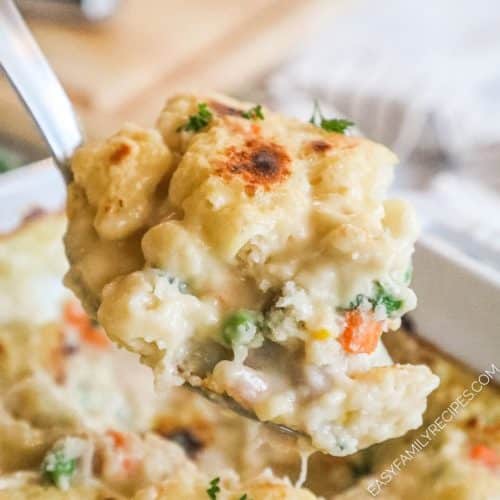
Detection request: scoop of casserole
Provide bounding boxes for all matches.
[64,93,439,456]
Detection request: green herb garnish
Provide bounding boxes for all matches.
[372,282,403,316]
[242,104,264,120]
[179,102,213,132]
[207,477,221,500]
[347,282,403,317]
[309,100,354,134]
[348,294,366,310]
[239,495,249,500]
[41,450,76,489]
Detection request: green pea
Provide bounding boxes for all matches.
[221,310,261,347]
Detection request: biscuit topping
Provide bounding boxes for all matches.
[218,139,291,193]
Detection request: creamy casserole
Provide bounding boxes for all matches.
[64,93,439,456]
[0,211,498,499]
[0,214,317,499]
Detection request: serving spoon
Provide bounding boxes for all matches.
[0,0,81,182]
[0,0,303,440]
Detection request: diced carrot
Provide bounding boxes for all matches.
[107,430,140,474]
[339,310,383,354]
[63,302,88,330]
[469,444,500,469]
[251,123,261,134]
[107,429,129,448]
[81,325,111,349]
[63,301,110,349]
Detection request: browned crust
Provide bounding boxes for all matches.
[154,414,214,458]
[216,138,291,195]
[209,100,245,118]
[309,140,332,153]
[109,141,133,164]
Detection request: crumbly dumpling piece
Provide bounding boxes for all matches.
[0,215,70,325]
[335,426,500,500]
[0,322,62,392]
[71,124,172,240]
[133,470,317,500]
[0,483,108,499]
[65,93,438,457]
[64,125,171,312]
[157,94,402,270]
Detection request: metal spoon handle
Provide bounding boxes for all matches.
[0,0,83,181]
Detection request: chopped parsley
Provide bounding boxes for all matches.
[41,450,76,489]
[207,477,221,499]
[242,104,264,120]
[178,102,213,132]
[372,282,403,316]
[348,294,366,310]
[239,495,249,500]
[309,100,354,134]
[347,282,403,317]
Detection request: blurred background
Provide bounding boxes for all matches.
[1,0,499,271]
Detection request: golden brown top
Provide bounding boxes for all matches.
[216,138,291,195]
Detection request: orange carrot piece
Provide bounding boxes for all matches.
[107,429,129,449]
[339,310,383,354]
[107,430,139,473]
[63,301,110,349]
[81,325,110,349]
[469,444,500,469]
[63,302,88,330]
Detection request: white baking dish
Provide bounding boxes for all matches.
[1,159,499,381]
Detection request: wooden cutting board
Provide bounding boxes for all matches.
[0,0,347,145]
